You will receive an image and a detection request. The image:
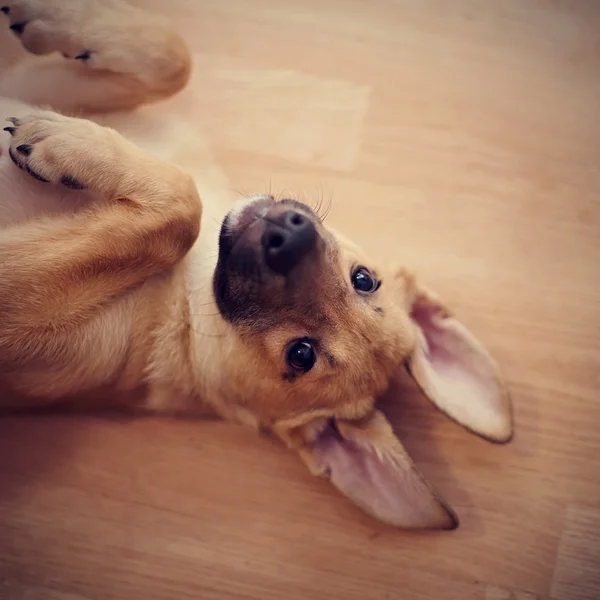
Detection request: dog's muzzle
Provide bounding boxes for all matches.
[261,209,317,275]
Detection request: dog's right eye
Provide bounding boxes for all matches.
[287,339,316,372]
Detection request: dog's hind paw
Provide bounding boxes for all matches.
[0,0,96,59]
[0,0,189,94]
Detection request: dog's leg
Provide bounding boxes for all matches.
[0,0,191,112]
[0,110,201,365]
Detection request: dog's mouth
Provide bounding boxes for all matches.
[213,196,322,322]
[217,194,276,260]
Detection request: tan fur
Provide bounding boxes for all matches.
[0,0,510,529]
[0,0,418,424]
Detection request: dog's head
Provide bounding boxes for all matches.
[212,195,512,530]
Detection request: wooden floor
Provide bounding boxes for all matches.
[1,1,600,598]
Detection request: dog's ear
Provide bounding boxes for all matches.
[277,410,458,530]
[399,270,513,443]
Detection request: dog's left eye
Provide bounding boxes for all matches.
[287,339,316,372]
[351,267,379,293]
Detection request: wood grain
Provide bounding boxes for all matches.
[1,1,599,598]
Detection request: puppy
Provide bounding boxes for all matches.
[0,0,512,530]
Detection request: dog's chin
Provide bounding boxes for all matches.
[212,195,274,322]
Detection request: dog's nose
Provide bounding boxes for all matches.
[261,210,316,275]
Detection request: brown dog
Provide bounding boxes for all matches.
[0,0,512,530]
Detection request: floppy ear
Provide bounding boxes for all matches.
[404,278,513,443]
[278,410,458,530]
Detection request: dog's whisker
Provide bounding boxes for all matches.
[321,193,333,222]
[191,297,217,306]
[189,325,226,338]
[312,184,332,222]
[193,300,217,308]
[317,183,324,215]
[313,192,322,218]
[230,188,248,198]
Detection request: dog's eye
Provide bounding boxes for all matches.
[287,339,316,372]
[351,267,379,293]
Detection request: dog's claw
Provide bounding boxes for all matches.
[0,6,9,14]
[25,165,50,183]
[16,143,32,156]
[25,165,49,183]
[3,126,15,135]
[61,175,86,190]
[10,22,26,34]
[8,148,24,169]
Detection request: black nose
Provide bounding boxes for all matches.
[261,210,317,275]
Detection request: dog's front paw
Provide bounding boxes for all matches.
[3,112,98,189]
[1,0,96,59]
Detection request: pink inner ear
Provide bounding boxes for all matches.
[312,419,457,530]
[409,299,512,443]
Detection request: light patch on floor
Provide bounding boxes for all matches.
[186,55,370,171]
